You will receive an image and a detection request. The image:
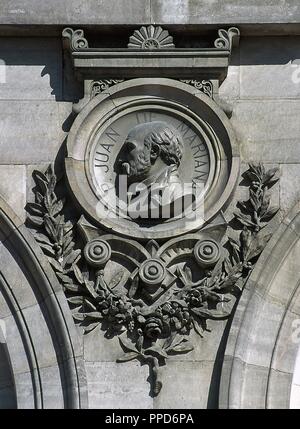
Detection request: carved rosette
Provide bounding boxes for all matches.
[128,25,175,49]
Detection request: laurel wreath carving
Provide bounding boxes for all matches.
[26,163,280,396]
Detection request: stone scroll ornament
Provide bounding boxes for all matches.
[26,163,280,396]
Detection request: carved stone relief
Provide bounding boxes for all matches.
[66,78,240,239]
[26,162,279,395]
[128,26,175,50]
[24,25,281,398]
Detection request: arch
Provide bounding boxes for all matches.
[0,197,87,408]
[219,202,300,408]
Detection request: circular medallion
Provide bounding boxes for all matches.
[66,78,240,239]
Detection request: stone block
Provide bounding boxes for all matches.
[0,0,151,25]
[240,37,300,99]
[0,100,71,164]
[2,314,31,375]
[85,361,153,409]
[239,363,269,409]
[231,100,300,163]
[0,165,26,222]
[219,51,240,101]
[0,38,62,100]
[39,364,65,409]
[21,303,63,369]
[153,360,214,409]
[84,326,126,363]
[233,291,284,368]
[280,164,300,215]
[150,1,300,25]
[13,370,38,408]
[265,238,300,308]
[0,240,38,311]
[290,383,300,408]
[270,310,300,374]
[267,369,293,408]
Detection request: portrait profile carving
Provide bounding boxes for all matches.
[115,121,194,220]
[65,79,240,239]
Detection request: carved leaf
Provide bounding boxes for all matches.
[191,307,229,320]
[63,221,74,234]
[168,340,194,354]
[163,331,177,350]
[64,249,81,267]
[84,312,103,320]
[67,296,84,305]
[219,270,243,290]
[48,174,56,194]
[240,228,252,259]
[44,191,53,213]
[144,345,168,359]
[64,283,82,293]
[63,241,75,258]
[33,170,48,194]
[249,163,264,178]
[109,270,124,289]
[35,191,44,204]
[84,298,97,311]
[56,272,72,283]
[228,237,241,264]
[26,202,45,216]
[83,279,98,299]
[136,335,144,352]
[83,322,100,334]
[45,164,54,182]
[72,313,85,321]
[117,352,140,363]
[249,189,261,211]
[184,265,193,282]
[34,233,52,245]
[245,233,271,261]
[234,211,256,227]
[44,216,57,239]
[51,199,64,217]
[118,334,138,353]
[63,230,73,247]
[128,276,139,298]
[73,264,84,285]
[48,257,63,272]
[39,242,56,257]
[192,318,204,337]
[261,206,279,221]
[260,190,271,216]
[263,167,280,187]
[27,214,44,226]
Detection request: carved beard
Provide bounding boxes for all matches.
[122,150,152,184]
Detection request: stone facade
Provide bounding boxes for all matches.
[0,1,300,409]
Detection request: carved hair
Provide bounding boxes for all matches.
[143,121,184,167]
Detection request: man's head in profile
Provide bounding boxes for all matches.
[115,120,195,220]
[118,121,184,186]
